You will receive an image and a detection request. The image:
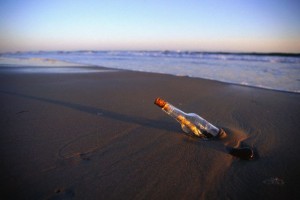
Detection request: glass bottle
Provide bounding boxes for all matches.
[154,97,226,139]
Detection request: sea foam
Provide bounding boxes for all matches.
[1,51,300,93]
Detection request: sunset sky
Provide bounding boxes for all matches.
[1,0,299,53]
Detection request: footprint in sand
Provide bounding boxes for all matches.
[57,131,101,165]
[46,188,75,200]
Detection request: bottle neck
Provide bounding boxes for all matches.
[154,98,186,117]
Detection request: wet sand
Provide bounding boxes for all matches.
[0,66,299,199]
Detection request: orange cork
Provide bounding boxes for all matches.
[154,97,167,108]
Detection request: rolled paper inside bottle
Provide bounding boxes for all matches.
[177,115,203,137]
[154,97,167,108]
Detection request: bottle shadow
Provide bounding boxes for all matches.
[0,90,178,133]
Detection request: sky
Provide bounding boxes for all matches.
[0,0,300,53]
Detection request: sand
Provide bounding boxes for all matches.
[0,65,299,199]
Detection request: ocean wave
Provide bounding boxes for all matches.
[4,50,299,64]
[1,51,299,93]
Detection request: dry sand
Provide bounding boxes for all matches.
[0,66,299,199]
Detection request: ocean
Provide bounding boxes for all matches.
[1,50,300,93]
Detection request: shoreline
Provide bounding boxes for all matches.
[1,64,300,199]
[0,59,299,95]
[1,55,299,94]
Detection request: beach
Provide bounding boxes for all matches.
[1,65,300,199]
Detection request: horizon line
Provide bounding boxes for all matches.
[1,49,300,56]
